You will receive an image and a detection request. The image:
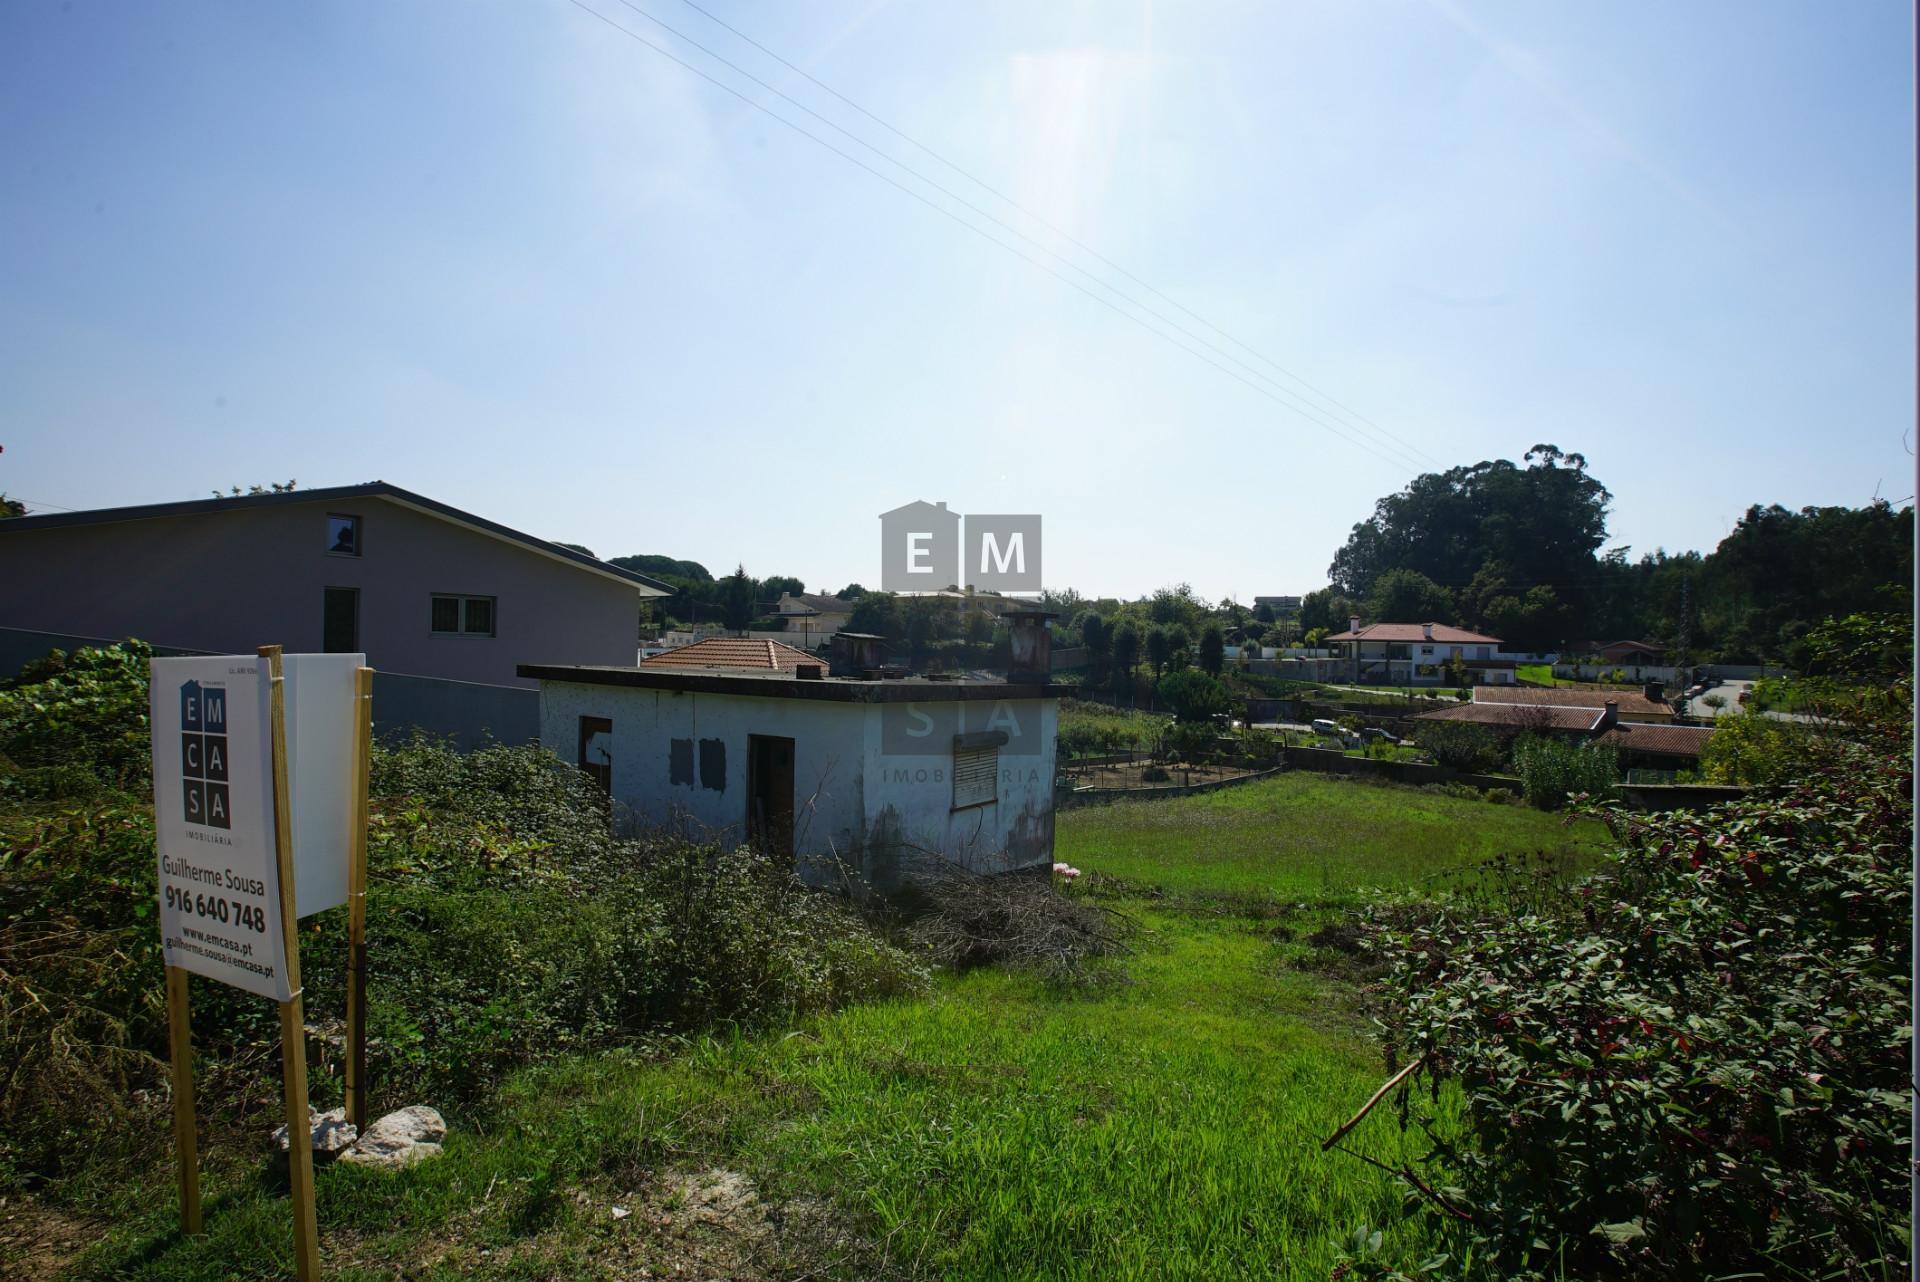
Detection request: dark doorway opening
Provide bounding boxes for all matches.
[747,735,795,859]
[578,716,612,792]
[323,587,359,653]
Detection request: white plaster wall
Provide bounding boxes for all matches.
[536,682,869,853]
[857,697,1057,879]
[536,682,1059,884]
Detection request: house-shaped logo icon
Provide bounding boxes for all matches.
[878,500,961,592]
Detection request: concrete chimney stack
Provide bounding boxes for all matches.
[1644,679,1665,704]
[1597,699,1619,732]
[829,632,887,677]
[1423,622,1434,640]
[1004,609,1055,685]
[1349,615,1361,635]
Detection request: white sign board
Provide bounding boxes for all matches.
[150,657,290,1001]
[150,653,363,1000]
[281,653,363,918]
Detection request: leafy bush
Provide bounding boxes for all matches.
[1697,709,1817,786]
[1156,670,1228,722]
[1,736,926,1193]
[1510,734,1616,809]
[0,640,154,800]
[1364,731,1911,1280]
[1415,720,1506,774]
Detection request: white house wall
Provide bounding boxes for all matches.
[535,681,1057,888]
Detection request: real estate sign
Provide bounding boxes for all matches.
[149,653,364,1001]
[150,656,290,1001]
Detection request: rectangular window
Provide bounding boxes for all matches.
[952,744,998,810]
[327,514,361,556]
[323,587,359,653]
[431,594,495,636]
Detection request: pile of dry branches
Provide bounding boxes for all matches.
[903,861,1134,984]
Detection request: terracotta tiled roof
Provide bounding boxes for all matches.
[641,637,822,674]
[1595,722,1714,758]
[1475,687,1672,717]
[1323,622,1503,644]
[1413,703,1603,732]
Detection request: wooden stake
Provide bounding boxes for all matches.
[344,666,374,1132]
[261,645,322,1282]
[165,965,201,1235]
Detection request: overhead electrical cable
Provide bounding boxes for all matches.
[666,0,1444,470]
[596,0,1436,471]
[564,0,1430,474]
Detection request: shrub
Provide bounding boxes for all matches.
[1696,710,1817,786]
[1364,732,1911,1279]
[0,640,154,800]
[1155,670,1228,722]
[1414,720,1505,773]
[1510,734,1616,809]
[1,735,926,1193]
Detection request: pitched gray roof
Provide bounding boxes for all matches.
[0,482,673,594]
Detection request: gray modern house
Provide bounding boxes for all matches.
[0,483,672,740]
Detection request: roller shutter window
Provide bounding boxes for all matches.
[952,743,998,809]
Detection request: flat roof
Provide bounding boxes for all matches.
[0,481,674,595]
[519,662,1067,703]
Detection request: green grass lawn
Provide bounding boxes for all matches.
[65,774,1596,1281]
[1060,772,1599,900]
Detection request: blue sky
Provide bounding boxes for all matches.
[2,1,1912,601]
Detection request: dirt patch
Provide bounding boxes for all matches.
[379,1165,871,1282]
[0,1196,97,1282]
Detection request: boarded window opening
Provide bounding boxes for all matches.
[952,743,998,810]
[669,738,694,786]
[699,738,726,791]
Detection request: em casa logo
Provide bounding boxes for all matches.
[878,501,1041,595]
[178,679,232,829]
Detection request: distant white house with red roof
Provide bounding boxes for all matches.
[1322,619,1516,686]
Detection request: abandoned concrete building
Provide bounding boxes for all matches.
[520,612,1064,886]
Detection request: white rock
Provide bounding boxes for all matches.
[611,1206,631,1220]
[337,1105,446,1170]
[269,1108,358,1165]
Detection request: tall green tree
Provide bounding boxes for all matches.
[1109,623,1141,701]
[720,565,756,633]
[1197,624,1225,676]
[1364,568,1455,624]
[1146,626,1174,679]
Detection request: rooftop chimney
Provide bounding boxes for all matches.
[1004,608,1055,684]
[1644,679,1665,704]
[1423,622,1434,640]
[1597,699,1619,732]
[829,632,887,677]
[1349,615,1361,635]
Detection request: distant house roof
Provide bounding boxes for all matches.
[1598,639,1665,656]
[0,481,674,595]
[1595,722,1714,759]
[775,592,858,616]
[1324,622,1503,644]
[640,636,824,675]
[1475,686,1672,717]
[1414,703,1604,733]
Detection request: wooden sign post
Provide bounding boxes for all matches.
[344,666,373,1131]
[263,645,322,1282]
[151,648,371,1278]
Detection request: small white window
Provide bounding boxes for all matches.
[952,741,999,809]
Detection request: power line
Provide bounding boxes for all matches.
[599,0,1435,472]
[664,0,1444,471]
[564,0,1430,472]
